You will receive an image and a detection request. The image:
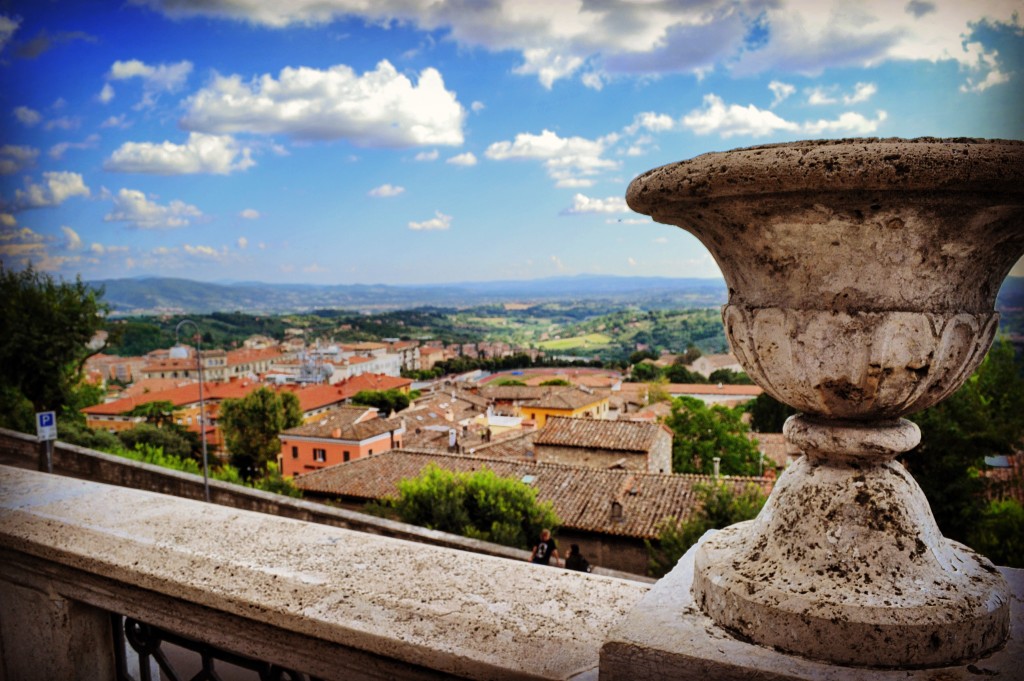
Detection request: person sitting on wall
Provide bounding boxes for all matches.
[564,544,592,573]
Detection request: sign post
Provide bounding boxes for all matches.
[36,411,57,473]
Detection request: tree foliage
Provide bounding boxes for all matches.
[967,499,1024,568]
[665,396,761,475]
[351,389,410,414]
[219,387,303,478]
[388,463,559,549]
[117,423,198,461]
[647,482,767,577]
[746,393,797,433]
[0,265,108,431]
[903,338,1024,547]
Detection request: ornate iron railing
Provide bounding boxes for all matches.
[113,614,319,681]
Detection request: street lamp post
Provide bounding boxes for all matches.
[171,320,209,502]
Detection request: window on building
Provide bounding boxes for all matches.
[313,448,326,462]
[368,449,373,456]
[343,451,350,462]
[291,445,298,459]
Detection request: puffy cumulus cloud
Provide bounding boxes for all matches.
[769,80,795,107]
[104,188,203,229]
[408,210,452,231]
[14,171,91,209]
[61,226,82,250]
[624,112,675,136]
[0,14,19,53]
[446,152,477,166]
[959,38,1013,92]
[368,183,405,198]
[683,93,889,138]
[105,132,255,175]
[803,110,888,135]
[98,83,115,104]
[564,193,629,214]
[13,106,41,127]
[240,208,260,219]
[0,145,39,175]
[683,95,800,138]
[102,114,130,129]
[0,227,49,267]
[0,213,15,227]
[108,59,193,107]
[485,129,617,188]
[844,82,878,104]
[183,244,222,258]
[181,60,465,147]
[807,86,838,105]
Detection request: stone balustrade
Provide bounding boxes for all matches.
[0,464,648,680]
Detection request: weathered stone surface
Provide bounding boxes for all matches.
[0,465,648,680]
[626,139,1024,667]
[601,534,1024,680]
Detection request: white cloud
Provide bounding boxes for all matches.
[98,83,115,104]
[237,236,248,249]
[844,82,877,104]
[807,86,838,105]
[415,150,439,161]
[471,101,485,113]
[101,114,129,128]
[183,244,222,258]
[13,106,41,127]
[959,41,1012,92]
[0,226,47,263]
[240,208,260,219]
[408,210,451,231]
[627,257,637,267]
[682,94,800,138]
[368,184,405,198]
[447,152,477,166]
[108,59,193,107]
[0,14,19,53]
[105,132,254,175]
[803,110,888,135]
[44,116,80,131]
[654,236,669,244]
[181,60,465,147]
[514,48,584,89]
[104,188,203,229]
[565,193,629,214]
[624,112,675,135]
[49,134,99,160]
[61,226,82,250]
[485,129,617,187]
[769,80,795,107]
[0,213,15,227]
[0,145,39,175]
[550,255,567,272]
[14,171,91,209]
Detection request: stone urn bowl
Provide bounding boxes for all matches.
[626,138,1024,667]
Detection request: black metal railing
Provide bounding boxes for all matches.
[113,614,319,681]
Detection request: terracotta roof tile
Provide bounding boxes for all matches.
[667,383,763,397]
[534,416,667,452]
[295,449,773,540]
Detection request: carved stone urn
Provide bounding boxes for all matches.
[626,138,1024,667]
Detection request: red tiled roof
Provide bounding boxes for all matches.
[534,416,668,453]
[667,383,763,397]
[295,449,773,540]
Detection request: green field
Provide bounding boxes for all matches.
[537,333,613,350]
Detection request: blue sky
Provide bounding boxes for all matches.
[1,0,1022,285]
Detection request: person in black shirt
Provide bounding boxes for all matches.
[529,528,560,567]
[565,544,591,573]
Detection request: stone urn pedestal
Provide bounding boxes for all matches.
[625,139,1024,668]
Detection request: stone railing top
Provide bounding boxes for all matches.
[0,465,648,680]
[626,138,1024,209]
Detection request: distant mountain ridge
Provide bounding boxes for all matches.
[89,275,731,314]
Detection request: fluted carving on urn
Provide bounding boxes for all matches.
[723,305,1000,420]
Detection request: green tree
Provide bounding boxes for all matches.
[646,481,767,577]
[708,368,753,385]
[0,265,108,432]
[388,463,560,549]
[220,388,303,479]
[630,361,659,382]
[967,499,1024,569]
[746,393,797,433]
[665,396,761,475]
[127,400,177,428]
[663,363,705,384]
[903,338,1024,546]
[351,389,410,414]
[539,378,571,387]
[117,423,196,460]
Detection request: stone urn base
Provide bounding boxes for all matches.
[692,418,1009,667]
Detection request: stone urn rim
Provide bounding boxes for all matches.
[627,137,1024,212]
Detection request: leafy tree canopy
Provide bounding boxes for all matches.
[351,389,410,414]
[539,378,572,387]
[388,463,559,549]
[0,265,108,431]
[746,393,797,433]
[219,387,303,478]
[664,396,761,475]
[117,423,198,461]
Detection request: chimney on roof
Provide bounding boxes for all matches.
[332,427,341,438]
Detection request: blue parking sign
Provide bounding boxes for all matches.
[36,411,57,441]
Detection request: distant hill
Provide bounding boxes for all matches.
[90,275,729,315]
